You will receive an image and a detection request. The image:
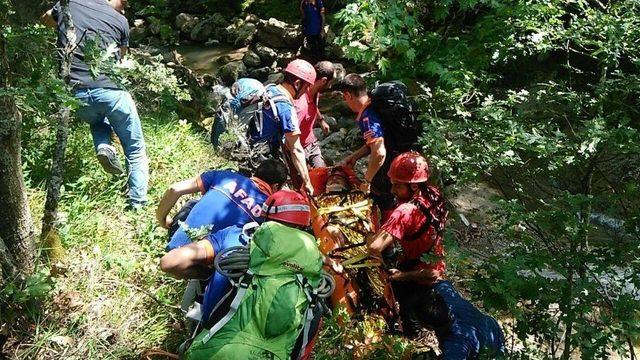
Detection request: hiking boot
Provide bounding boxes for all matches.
[96,144,124,175]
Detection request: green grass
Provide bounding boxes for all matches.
[12,110,228,359]
[11,107,433,359]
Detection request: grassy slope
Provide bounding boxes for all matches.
[15,111,229,359]
[14,109,430,359]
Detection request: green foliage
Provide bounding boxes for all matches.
[337,0,640,357]
[314,307,420,359]
[1,268,54,320]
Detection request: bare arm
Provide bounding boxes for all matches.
[156,177,200,228]
[160,242,213,279]
[41,9,56,28]
[285,132,314,195]
[364,139,386,182]
[340,144,370,167]
[367,229,397,258]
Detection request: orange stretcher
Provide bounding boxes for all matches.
[309,167,398,322]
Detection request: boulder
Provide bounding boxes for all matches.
[249,66,272,82]
[176,13,198,34]
[218,61,248,85]
[225,22,257,47]
[266,72,284,84]
[313,127,325,141]
[245,14,259,24]
[323,115,338,128]
[253,43,278,64]
[256,18,303,49]
[162,50,184,65]
[191,13,229,42]
[327,43,346,59]
[332,63,346,82]
[242,50,262,67]
[275,50,297,67]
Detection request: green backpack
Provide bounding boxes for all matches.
[184,221,324,360]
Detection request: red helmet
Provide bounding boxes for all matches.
[284,59,316,85]
[388,151,430,183]
[261,190,311,226]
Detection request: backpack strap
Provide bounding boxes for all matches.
[201,271,254,344]
[254,84,292,139]
[295,274,318,360]
[181,279,205,322]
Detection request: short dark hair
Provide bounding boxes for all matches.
[254,159,288,185]
[333,73,367,96]
[283,72,298,86]
[315,61,335,81]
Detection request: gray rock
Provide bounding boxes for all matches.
[256,18,303,49]
[275,50,297,68]
[176,13,198,34]
[218,61,248,84]
[242,50,262,67]
[332,63,346,82]
[191,13,228,42]
[226,22,257,47]
[253,43,278,64]
[205,39,220,46]
[327,43,346,59]
[323,115,337,128]
[245,14,259,23]
[162,50,184,64]
[313,127,325,141]
[266,72,284,85]
[249,66,272,82]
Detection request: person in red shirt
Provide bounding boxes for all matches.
[294,61,334,168]
[367,151,448,338]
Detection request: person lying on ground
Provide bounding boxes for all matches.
[333,74,395,219]
[294,61,334,168]
[408,280,505,359]
[157,159,288,251]
[42,0,149,210]
[366,152,449,338]
[248,59,316,195]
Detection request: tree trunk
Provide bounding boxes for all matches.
[0,31,36,281]
[41,0,75,260]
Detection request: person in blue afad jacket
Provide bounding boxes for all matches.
[408,280,505,359]
[156,159,288,252]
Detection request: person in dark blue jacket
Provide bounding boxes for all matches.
[408,280,505,359]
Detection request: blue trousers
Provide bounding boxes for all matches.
[74,87,149,204]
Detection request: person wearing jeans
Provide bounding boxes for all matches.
[42,0,149,208]
[74,87,149,206]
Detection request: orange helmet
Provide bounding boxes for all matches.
[284,59,316,85]
[261,190,311,226]
[388,151,430,183]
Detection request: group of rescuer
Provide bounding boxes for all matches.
[44,0,505,358]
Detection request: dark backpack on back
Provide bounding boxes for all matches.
[369,81,421,156]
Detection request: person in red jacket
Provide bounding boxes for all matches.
[367,152,448,338]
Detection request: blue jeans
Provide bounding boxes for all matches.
[74,88,149,204]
